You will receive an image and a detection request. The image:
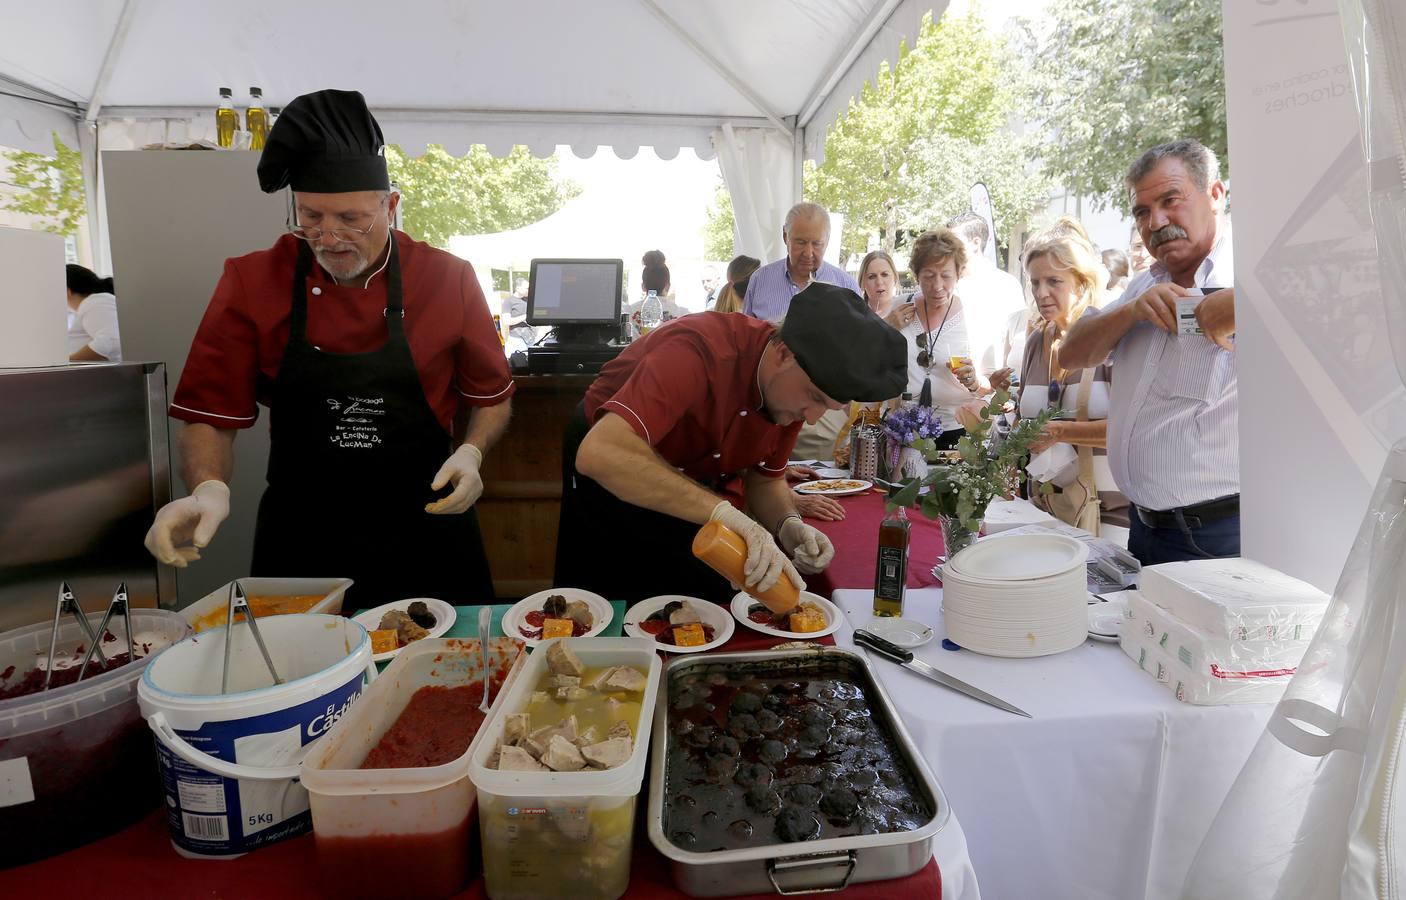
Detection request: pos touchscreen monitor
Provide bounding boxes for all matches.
[526,259,624,327]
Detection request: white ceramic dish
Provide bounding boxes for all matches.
[1087,597,1125,642]
[623,595,735,654]
[947,533,1089,582]
[502,588,613,647]
[864,616,935,648]
[729,591,843,640]
[812,467,850,479]
[794,478,873,497]
[352,598,457,663]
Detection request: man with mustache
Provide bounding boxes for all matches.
[144,90,513,605]
[1060,139,1238,564]
[742,202,860,321]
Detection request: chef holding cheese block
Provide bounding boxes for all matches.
[555,283,907,606]
[143,89,513,605]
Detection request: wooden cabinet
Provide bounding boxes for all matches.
[477,374,594,599]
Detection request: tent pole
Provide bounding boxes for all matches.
[636,0,792,134]
[77,125,107,275]
[83,0,140,123]
[797,0,908,130]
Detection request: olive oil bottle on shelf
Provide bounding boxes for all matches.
[874,505,910,617]
[215,87,239,148]
[246,87,269,151]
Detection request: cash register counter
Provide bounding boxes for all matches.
[478,373,595,598]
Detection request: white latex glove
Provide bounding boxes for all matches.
[143,480,230,567]
[778,516,836,574]
[710,501,805,594]
[426,444,484,514]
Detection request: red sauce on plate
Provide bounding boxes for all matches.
[638,619,669,636]
[360,684,489,769]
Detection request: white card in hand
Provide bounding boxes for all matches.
[1175,297,1203,335]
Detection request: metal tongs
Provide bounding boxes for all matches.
[220,580,284,694]
[74,582,135,685]
[43,581,108,691]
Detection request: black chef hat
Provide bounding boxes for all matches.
[257,89,389,194]
[780,282,907,402]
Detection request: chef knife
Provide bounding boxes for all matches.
[854,628,1032,718]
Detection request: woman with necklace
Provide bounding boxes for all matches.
[1014,217,1126,532]
[894,229,986,449]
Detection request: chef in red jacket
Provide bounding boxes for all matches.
[555,283,906,605]
[143,89,513,605]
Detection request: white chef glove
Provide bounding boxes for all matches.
[143,480,230,567]
[426,444,484,514]
[778,515,836,574]
[710,501,806,594]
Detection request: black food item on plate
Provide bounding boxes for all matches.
[406,600,437,629]
[820,787,860,820]
[775,806,821,843]
[542,594,568,618]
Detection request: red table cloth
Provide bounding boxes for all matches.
[805,490,945,597]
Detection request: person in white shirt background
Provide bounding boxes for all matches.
[1060,138,1238,565]
[946,211,1026,380]
[65,264,122,362]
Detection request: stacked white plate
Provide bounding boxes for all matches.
[942,533,1090,658]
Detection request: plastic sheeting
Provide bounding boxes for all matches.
[1182,1,1406,897]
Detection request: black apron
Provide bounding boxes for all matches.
[251,236,495,607]
[554,401,734,607]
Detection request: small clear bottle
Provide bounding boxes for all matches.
[639,290,663,334]
[246,87,269,151]
[215,88,239,149]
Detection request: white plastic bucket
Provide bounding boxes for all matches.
[137,613,375,859]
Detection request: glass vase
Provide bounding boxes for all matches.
[898,446,929,481]
[939,513,981,559]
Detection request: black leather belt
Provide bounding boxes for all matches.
[1134,495,1240,530]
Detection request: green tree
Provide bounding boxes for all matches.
[385,144,580,248]
[1027,0,1226,212]
[702,177,736,261]
[2,133,86,236]
[808,9,1047,259]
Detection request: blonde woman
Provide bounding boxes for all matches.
[859,250,916,331]
[1015,217,1126,530]
[712,254,760,314]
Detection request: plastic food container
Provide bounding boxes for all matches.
[469,637,662,900]
[301,637,525,899]
[180,577,352,633]
[0,608,191,866]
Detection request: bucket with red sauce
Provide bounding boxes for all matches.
[301,637,526,899]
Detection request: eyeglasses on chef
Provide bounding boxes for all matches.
[286,208,384,243]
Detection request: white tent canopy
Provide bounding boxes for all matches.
[0,0,938,267]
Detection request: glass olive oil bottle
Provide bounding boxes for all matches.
[874,506,910,616]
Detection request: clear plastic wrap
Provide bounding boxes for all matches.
[1138,559,1329,642]
[1122,592,1308,706]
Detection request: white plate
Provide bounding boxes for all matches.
[864,616,934,648]
[503,588,613,647]
[623,595,735,653]
[352,598,457,663]
[947,533,1089,581]
[1087,597,1125,641]
[730,591,843,640]
[794,479,872,497]
[812,467,850,479]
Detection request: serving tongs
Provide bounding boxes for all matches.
[221,580,284,694]
[43,581,108,691]
[74,582,135,685]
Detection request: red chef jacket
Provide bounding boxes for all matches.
[583,312,801,485]
[171,231,513,432]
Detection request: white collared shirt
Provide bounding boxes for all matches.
[1092,232,1237,510]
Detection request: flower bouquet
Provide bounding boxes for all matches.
[886,390,1055,555]
[881,403,943,479]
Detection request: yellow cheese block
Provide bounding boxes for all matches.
[370,629,400,654]
[672,623,707,647]
[788,606,827,634]
[542,618,574,639]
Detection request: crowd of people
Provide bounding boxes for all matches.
[645,137,1238,567]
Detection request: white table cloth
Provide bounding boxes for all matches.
[831,589,1274,900]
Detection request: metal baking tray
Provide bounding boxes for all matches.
[647,647,949,897]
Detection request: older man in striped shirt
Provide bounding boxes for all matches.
[1060,139,1238,565]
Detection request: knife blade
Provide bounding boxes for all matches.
[854,628,1032,718]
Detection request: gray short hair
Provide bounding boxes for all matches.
[783,202,831,238]
[1126,139,1221,194]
